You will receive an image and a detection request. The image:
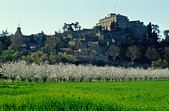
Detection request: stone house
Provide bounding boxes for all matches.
[69,38,88,50]
[79,49,89,56]
[60,48,72,54]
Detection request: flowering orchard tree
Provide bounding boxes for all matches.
[38,62,51,83]
[17,60,28,82]
[27,63,38,82]
[1,60,169,83]
[50,64,59,82]
[1,62,19,83]
[66,64,77,82]
[76,65,86,82]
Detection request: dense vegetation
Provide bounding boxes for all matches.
[0,81,168,111]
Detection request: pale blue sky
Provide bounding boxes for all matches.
[0,0,168,35]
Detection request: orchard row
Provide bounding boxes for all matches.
[0,61,169,83]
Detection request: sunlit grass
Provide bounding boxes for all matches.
[0,81,169,111]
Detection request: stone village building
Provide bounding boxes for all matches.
[11,26,47,52]
[96,13,147,41]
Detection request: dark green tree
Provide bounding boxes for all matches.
[0,30,11,50]
[108,45,121,61]
[164,30,169,41]
[147,22,152,38]
[151,59,169,68]
[46,36,57,50]
[92,26,102,31]
[122,33,136,46]
[145,47,160,62]
[26,51,48,64]
[152,24,160,43]
[126,45,141,63]
[164,47,169,62]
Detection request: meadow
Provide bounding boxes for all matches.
[0,81,169,111]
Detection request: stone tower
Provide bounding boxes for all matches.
[11,26,25,50]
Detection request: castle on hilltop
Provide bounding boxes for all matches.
[97,13,129,30]
[96,13,147,39]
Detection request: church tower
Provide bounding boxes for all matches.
[15,26,22,36]
[11,26,25,50]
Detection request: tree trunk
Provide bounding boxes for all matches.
[57,79,59,83]
[52,78,56,82]
[43,77,47,83]
[11,78,15,83]
[34,78,39,83]
[72,78,75,82]
[63,78,66,82]
[154,77,158,81]
[60,78,62,82]
[28,78,32,83]
[21,78,26,83]
[131,56,136,63]
[97,77,101,82]
[129,78,132,81]
[113,56,117,61]
[80,78,83,82]
[105,78,110,82]
[140,78,143,81]
[89,78,92,82]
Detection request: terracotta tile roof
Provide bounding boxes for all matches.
[30,46,36,49]
[89,42,98,44]
[20,44,27,47]
[60,48,72,52]
[77,55,93,59]
[81,49,89,51]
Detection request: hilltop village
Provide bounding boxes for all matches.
[1,13,169,67]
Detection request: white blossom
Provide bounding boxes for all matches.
[1,60,169,83]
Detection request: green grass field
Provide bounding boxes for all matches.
[0,81,169,111]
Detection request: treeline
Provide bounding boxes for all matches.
[0,46,77,64]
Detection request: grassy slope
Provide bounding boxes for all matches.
[0,81,169,111]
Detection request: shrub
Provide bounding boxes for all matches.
[151,59,169,68]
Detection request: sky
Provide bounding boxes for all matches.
[0,0,169,36]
